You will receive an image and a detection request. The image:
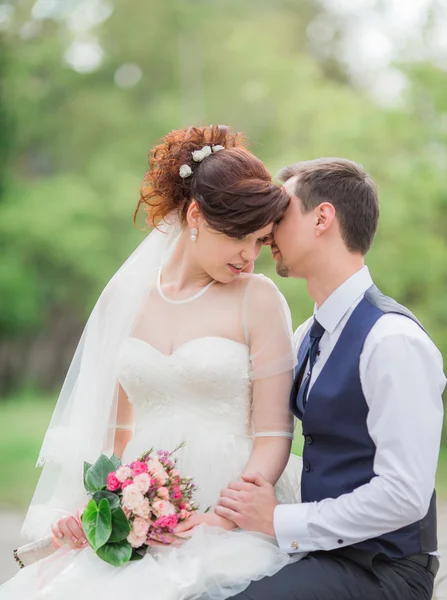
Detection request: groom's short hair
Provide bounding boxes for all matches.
[277,158,379,255]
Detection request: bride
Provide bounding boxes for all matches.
[1,125,302,599]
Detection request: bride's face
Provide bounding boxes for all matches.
[195,221,274,284]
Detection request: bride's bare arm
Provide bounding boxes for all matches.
[113,384,134,458]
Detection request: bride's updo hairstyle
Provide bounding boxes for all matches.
[136,125,289,237]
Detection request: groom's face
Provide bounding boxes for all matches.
[272,176,316,278]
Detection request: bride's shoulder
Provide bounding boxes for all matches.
[238,273,287,311]
[240,272,282,294]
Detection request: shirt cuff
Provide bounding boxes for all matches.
[273,502,316,553]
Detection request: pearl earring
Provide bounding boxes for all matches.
[190,227,198,242]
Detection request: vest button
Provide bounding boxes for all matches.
[304,463,311,472]
[305,435,313,445]
[338,539,343,544]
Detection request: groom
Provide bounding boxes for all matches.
[215,158,445,599]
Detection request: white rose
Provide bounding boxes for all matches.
[179,164,192,178]
[212,145,225,153]
[156,486,169,499]
[147,458,168,485]
[132,516,150,538]
[115,466,132,483]
[122,484,144,512]
[127,530,146,548]
[133,497,151,519]
[152,500,177,518]
[133,472,151,494]
[201,145,212,157]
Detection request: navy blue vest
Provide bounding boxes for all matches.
[291,285,437,558]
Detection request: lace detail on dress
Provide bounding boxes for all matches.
[118,336,252,428]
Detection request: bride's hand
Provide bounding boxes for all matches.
[147,513,236,548]
[175,512,237,534]
[51,515,89,550]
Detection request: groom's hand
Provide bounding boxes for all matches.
[215,472,278,537]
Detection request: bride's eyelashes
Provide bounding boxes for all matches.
[260,234,273,245]
[234,235,271,244]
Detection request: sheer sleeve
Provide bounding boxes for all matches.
[243,275,296,439]
[112,385,134,458]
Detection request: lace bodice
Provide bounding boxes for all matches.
[116,332,300,513]
[118,336,252,434]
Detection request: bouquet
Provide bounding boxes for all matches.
[81,444,198,566]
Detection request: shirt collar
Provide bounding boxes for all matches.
[314,266,373,334]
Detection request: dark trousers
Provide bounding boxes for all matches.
[228,550,436,600]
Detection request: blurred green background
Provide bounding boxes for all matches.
[0,0,446,509]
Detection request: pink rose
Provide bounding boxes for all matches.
[106,472,121,492]
[133,497,151,519]
[153,514,178,531]
[132,516,150,538]
[115,466,133,483]
[156,486,169,500]
[179,509,189,520]
[127,530,146,548]
[131,461,149,476]
[152,499,176,518]
[133,473,151,494]
[184,503,191,511]
[121,478,133,490]
[171,469,180,480]
[122,484,144,511]
[171,485,182,500]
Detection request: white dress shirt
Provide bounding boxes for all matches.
[274,266,446,554]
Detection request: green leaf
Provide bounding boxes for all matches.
[96,540,133,567]
[108,507,131,543]
[83,461,92,491]
[110,454,122,469]
[85,454,117,494]
[130,548,145,561]
[92,490,121,511]
[81,499,112,552]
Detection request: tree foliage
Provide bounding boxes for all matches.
[0,0,446,410]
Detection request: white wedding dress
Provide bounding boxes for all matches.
[0,272,303,600]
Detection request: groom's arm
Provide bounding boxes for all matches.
[274,315,445,554]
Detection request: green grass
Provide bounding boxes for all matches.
[0,392,55,509]
[437,444,447,499]
[0,395,446,508]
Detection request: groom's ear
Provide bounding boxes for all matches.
[314,202,336,237]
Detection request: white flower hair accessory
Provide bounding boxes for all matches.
[179,164,193,179]
[179,144,225,178]
[192,145,212,162]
